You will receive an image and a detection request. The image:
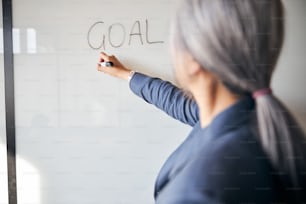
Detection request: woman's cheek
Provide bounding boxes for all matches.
[174,63,188,88]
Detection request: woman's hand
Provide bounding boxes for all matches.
[97,52,132,81]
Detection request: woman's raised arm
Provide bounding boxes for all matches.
[97,52,199,127]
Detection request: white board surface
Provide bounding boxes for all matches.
[11,0,191,204]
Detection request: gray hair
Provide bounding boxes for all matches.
[172,0,306,199]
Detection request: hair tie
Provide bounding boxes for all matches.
[252,88,273,99]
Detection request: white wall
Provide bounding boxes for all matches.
[273,0,306,130]
[0,1,9,203]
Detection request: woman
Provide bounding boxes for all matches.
[97,0,306,203]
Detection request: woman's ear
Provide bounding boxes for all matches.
[186,54,202,77]
[186,53,217,86]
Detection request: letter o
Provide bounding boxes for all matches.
[108,23,126,48]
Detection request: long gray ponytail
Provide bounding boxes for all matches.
[172,0,306,198]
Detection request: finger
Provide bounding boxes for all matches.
[97,63,104,72]
[100,52,110,61]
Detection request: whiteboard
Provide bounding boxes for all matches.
[11,0,191,204]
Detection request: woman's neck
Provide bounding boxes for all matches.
[192,81,240,128]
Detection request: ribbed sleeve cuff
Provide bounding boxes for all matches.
[129,72,152,97]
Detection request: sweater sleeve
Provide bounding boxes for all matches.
[129,72,199,127]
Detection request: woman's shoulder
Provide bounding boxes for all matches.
[158,123,284,203]
[180,127,278,202]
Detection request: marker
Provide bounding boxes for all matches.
[99,61,114,67]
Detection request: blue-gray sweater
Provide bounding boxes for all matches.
[129,73,305,204]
